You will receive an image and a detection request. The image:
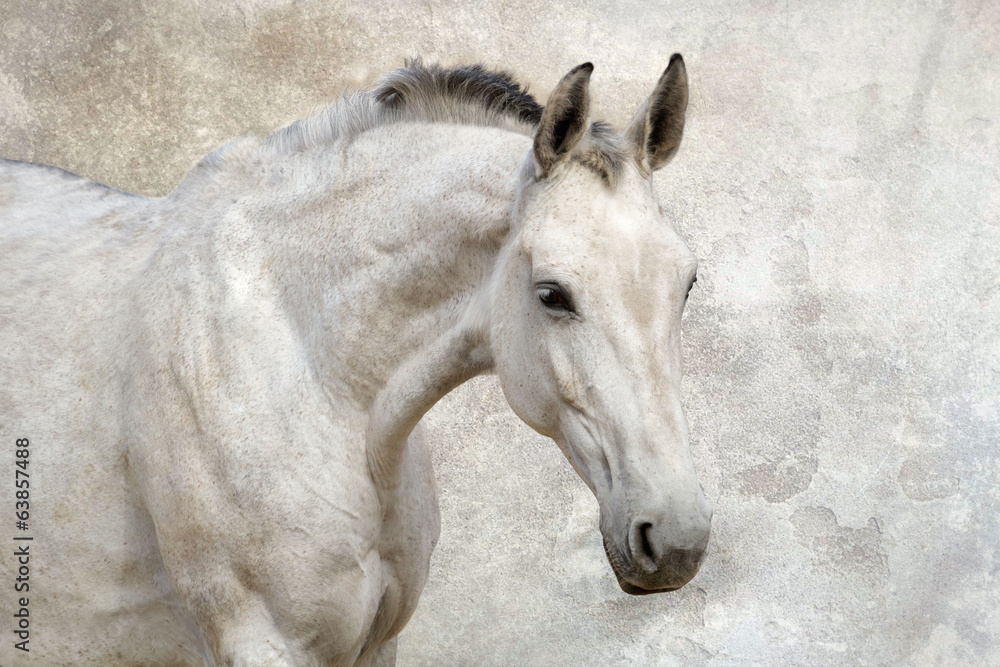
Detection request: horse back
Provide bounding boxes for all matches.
[1,157,141,233]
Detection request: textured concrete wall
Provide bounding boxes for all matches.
[2,1,998,664]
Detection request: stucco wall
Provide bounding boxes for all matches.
[2,1,997,664]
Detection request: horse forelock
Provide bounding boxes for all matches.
[244,60,628,187]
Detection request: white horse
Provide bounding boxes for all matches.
[0,55,711,666]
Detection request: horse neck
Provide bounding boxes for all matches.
[201,123,531,495]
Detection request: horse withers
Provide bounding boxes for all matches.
[0,55,710,665]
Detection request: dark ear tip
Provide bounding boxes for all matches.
[662,53,686,82]
[573,62,595,75]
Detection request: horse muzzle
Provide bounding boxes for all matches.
[602,511,711,595]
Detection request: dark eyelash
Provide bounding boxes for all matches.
[685,275,697,300]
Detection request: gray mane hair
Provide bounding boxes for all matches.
[207,59,628,187]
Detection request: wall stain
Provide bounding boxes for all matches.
[735,452,818,502]
[790,506,889,587]
[898,456,960,501]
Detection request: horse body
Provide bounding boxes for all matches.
[1,57,710,665]
[1,124,524,665]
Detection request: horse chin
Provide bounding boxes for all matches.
[607,557,685,595]
[617,579,682,595]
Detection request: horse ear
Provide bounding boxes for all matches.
[533,63,594,178]
[625,54,688,174]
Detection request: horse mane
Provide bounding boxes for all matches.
[375,60,545,126]
[232,59,627,185]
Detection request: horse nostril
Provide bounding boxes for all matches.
[638,521,656,565]
[628,519,660,572]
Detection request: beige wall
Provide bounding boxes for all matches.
[2,1,998,663]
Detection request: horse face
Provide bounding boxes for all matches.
[492,162,711,593]
[491,57,711,594]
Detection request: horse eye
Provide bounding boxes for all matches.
[538,286,570,310]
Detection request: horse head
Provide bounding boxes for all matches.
[490,56,712,594]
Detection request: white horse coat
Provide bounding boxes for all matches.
[0,57,710,666]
